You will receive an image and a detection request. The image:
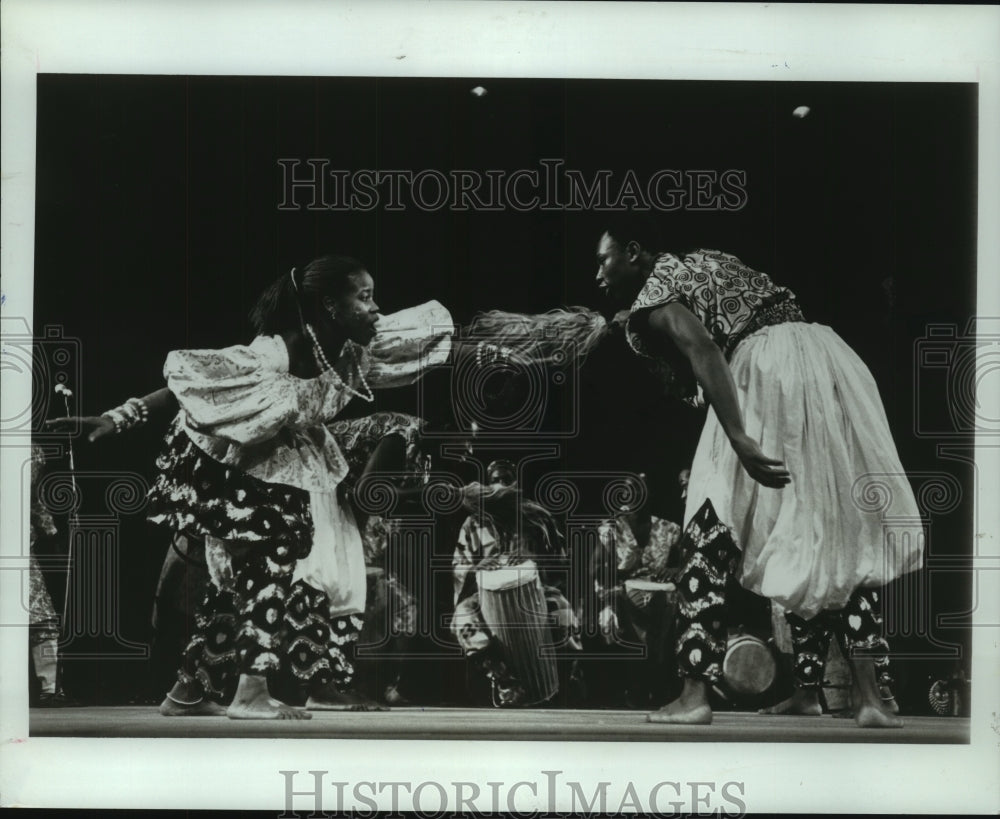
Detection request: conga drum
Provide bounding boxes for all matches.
[476,560,559,706]
[722,632,777,697]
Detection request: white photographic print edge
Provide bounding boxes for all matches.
[1,1,998,814]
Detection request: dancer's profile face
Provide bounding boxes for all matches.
[595,231,642,304]
[326,270,380,345]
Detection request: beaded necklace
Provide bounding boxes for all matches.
[304,323,374,403]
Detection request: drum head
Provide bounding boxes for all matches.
[723,636,777,695]
[476,559,539,592]
[624,579,675,593]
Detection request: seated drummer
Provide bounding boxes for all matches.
[452,460,516,607]
[450,460,582,706]
[357,515,420,706]
[582,471,685,708]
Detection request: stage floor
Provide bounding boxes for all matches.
[30,706,968,743]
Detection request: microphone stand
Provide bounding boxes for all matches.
[54,385,78,632]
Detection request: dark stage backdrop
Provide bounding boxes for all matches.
[31,76,976,707]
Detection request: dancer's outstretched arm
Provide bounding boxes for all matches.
[44,386,176,442]
[647,302,790,489]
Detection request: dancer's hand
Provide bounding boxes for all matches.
[598,605,619,644]
[44,415,115,442]
[730,434,791,488]
[610,310,631,332]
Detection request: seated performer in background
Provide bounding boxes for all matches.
[451,468,582,707]
[356,514,420,705]
[583,472,683,708]
[452,459,519,606]
[27,445,76,707]
[329,410,428,706]
[149,534,215,703]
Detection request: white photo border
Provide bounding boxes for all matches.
[2,1,998,814]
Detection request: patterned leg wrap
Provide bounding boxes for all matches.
[328,613,365,689]
[836,587,892,686]
[29,553,61,645]
[785,587,893,690]
[286,580,364,690]
[785,612,834,690]
[231,539,297,676]
[177,583,239,700]
[673,500,740,683]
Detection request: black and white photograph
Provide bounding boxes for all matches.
[2,2,998,815]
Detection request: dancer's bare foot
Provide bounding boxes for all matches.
[159,696,227,716]
[834,682,901,721]
[759,688,823,716]
[227,698,309,719]
[306,683,387,711]
[647,678,712,725]
[850,658,903,729]
[227,674,311,720]
[383,683,410,707]
[159,681,227,716]
[854,702,904,728]
[880,684,900,715]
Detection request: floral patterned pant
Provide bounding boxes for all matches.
[784,589,892,689]
[673,500,890,687]
[284,582,364,692]
[176,536,362,700]
[673,500,740,683]
[29,552,60,646]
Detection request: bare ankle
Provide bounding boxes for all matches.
[169,680,204,704]
[233,674,269,701]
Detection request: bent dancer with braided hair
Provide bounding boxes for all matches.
[48,255,453,718]
[593,215,922,728]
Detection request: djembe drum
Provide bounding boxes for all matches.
[721,632,777,698]
[476,560,559,706]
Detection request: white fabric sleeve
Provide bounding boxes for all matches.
[164,335,354,446]
[364,300,455,389]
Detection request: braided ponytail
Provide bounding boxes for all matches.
[249,255,365,335]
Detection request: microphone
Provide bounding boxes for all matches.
[53,382,77,505]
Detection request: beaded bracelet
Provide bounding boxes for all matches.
[101,397,150,433]
[475,341,514,369]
